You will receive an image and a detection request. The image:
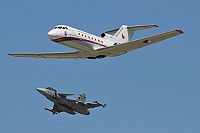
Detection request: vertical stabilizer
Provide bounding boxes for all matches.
[76,93,86,102]
[114,25,134,43]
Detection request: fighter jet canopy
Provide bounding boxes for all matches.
[46,87,57,92]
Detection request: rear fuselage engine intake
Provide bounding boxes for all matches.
[101,33,113,39]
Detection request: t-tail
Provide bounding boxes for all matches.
[114,25,132,43]
[76,93,86,102]
[108,24,159,43]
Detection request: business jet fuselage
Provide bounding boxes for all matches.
[9,24,183,59]
[47,25,122,58]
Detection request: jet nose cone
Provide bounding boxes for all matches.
[47,30,55,39]
[47,30,53,36]
[36,88,46,95]
[47,29,58,40]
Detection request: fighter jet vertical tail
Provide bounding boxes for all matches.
[76,93,86,102]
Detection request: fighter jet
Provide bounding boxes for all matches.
[36,87,106,115]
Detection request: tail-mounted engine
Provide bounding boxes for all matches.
[100,33,114,39]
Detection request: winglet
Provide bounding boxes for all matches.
[176,29,184,34]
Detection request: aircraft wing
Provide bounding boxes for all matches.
[67,99,106,109]
[86,101,106,109]
[96,29,183,56]
[8,51,87,59]
[58,93,74,98]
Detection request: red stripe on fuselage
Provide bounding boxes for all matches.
[52,37,107,48]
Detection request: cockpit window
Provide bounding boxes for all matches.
[46,87,57,92]
[54,26,68,30]
[46,87,53,90]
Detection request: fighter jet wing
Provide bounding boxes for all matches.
[86,101,106,109]
[67,99,106,109]
[58,93,74,98]
[96,29,183,56]
[8,51,87,59]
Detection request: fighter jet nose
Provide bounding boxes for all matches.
[36,88,41,92]
[36,88,46,95]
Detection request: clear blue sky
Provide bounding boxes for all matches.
[1,0,199,133]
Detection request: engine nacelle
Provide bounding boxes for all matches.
[100,33,114,39]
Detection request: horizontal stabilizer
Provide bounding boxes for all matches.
[127,24,158,32]
[105,24,158,34]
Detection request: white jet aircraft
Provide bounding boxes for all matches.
[9,24,183,59]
